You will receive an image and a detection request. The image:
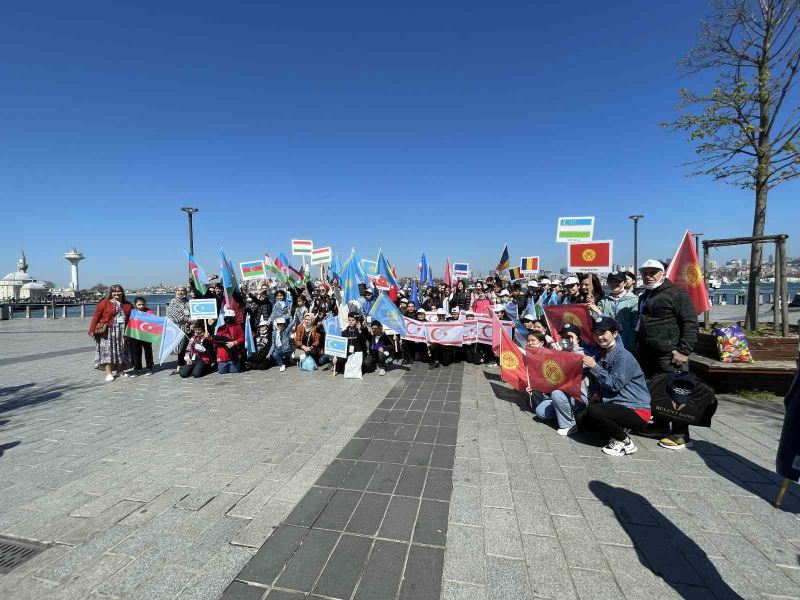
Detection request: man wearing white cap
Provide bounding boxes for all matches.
[562,276,581,304]
[635,259,699,449]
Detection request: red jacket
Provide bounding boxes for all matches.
[89,298,133,335]
[215,323,245,362]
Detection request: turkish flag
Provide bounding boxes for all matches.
[543,304,594,345]
[568,241,612,271]
[494,313,528,392]
[525,346,583,399]
[666,230,711,314]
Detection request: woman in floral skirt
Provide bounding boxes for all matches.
[88,284,133,382]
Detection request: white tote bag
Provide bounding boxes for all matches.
[344,352,363,379]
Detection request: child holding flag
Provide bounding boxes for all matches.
[129,297,155,376]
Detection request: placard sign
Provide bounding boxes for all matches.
[556,217,595,243]
[189,299,218,320]
[324,334,348,358]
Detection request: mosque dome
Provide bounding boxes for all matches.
[21,281,46,290]
[1,271,33,282]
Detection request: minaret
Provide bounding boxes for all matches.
[18,250,28,273]
[64,248,85,292]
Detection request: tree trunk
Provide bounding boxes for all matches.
[745,181,768,330]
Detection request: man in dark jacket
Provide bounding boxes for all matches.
[635,259,699,376]
[635,259,699,450]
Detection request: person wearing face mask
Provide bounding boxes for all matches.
[635,259,698,377]
[578,316,652,457]
[214,308,245,374]
[534,323,589,434]
[269,317,293,372]
[590,271,638,349]
[167,286,193,373]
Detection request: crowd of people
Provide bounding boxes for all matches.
[88,257,702,457]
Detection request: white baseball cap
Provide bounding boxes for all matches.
[539,278,551,285]
[564,276,580,286]
[640,259,665,271]
[499,289,510,297]
[275,317,286,324]
[223,308,236,317]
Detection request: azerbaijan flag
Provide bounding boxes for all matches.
[125,310,165,344]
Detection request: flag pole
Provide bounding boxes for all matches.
[776,478,791,509]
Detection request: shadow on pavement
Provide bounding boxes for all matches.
[589,481,745,600]
[0,381,93,414]
[691,440,799,514]
[0,441,20,457]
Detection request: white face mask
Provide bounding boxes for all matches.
[644,279,664,291]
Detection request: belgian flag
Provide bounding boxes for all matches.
[496,244,510,272]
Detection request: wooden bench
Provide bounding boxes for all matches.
[690,332,797,394]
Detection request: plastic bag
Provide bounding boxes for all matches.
[300,355,317,372]
[344,352,363,379]
[712,324,753,363]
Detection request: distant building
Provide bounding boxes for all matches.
[0,251,49,301]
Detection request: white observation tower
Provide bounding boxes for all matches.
[64,248,85,292]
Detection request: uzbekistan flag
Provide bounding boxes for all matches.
[496,244,510,272]
[568,241,612,271]
[520,256,540,272]
[240,260,266,280]
[125,310,165,345]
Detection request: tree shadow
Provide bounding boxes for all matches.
[0,381,93,414]
[589,481,746,600]
[690,439,799,514]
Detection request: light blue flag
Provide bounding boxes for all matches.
[214,306,225,333]
[341,258,362,305]
[504,301,529,346]
[158,318,187,365]
[427,265,434,287]
[322,313,341,336]
[330,253,342,279]
[369,292,408,336]
[244,317,256,357]
[410,279,419,308]
[351,249,367,281]
[419,253,427,282]
[376,251,400,289]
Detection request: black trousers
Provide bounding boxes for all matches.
[179,362,211,378]
[429,344,452,366]
[176,336,190,366]
[579,403,648,442]
[130,339,153,369]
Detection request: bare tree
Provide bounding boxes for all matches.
[663,0,800,330]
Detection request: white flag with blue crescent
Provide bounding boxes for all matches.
[158,318,187,365]
[368,292,407,336]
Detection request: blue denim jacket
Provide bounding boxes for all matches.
[588,342,651,410]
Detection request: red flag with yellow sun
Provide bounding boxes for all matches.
[666,230,711,314]
[525,346,583,399]
[493,312,528,392]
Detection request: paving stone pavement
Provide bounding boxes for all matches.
[1,318,799,600]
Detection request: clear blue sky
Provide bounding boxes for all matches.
[2,1,798,288]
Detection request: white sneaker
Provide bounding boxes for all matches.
[104,374,115,382]
[602,437,637,456]
[280,365,286,372]
[556,425,578,436]
[379,368,386,376]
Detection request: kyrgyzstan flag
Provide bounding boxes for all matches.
[495,313,528,392]
[525,346,583,399]
[666,230,711,314]
[543,304,595,345]
[568,241,612,271]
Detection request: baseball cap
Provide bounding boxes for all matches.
[539,278,551,285]
[436,308,446,315]
[499,289,510,297]
[275,317,286,324]
[559,322,581,337]
[521,314,536,322]
[591,315,618,332]
[564,276,579,286]
[416,308,426,315]
[640,259,665,271]
[607,271,626,283]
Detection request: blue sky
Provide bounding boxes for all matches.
[2,1,798,287]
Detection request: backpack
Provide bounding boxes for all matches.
[649,371,718,426]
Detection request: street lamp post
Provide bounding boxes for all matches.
[692,232,703,257]
[180,207,199,254]
[628,215,644,276]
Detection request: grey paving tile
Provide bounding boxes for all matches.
[413,498,449,546]
[444,523,486,585]
[315,459,355,488]
[312,533,372,599]
[353,539,408,600]
[367,462,403,494]
[346,492,391,536]
[315,488,362,531]
[483,506,524,558]
[399,544,444,600]
[378,495,420,542]
[442,580,487,600]
[274,528,339,592]
[283,486,336,528]
[485,555,532,600]
[221,581,268,600]
[237,525,309,585]
[340,461,379,491]
[395,465,428,497]
[552,515,609,572]
[521,533,576,599]
[569,567,624,600]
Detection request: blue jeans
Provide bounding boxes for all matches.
[535,390,586,429]
[270,348,292,367]
[217,361,240,374]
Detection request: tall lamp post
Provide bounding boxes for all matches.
[628,214,644,276]
[180,207,199,254]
